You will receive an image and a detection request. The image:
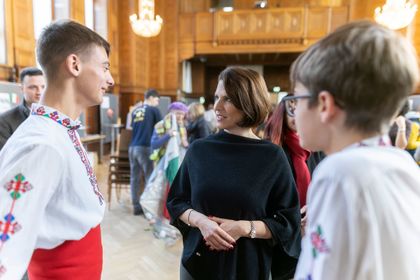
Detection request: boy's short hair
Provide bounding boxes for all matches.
[218,67,271,128]
[290,20,419,133]
[145,88,160,99]
[36,20,110,80]
[20,67,43,82]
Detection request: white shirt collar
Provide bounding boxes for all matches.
[31,104,81,130]
[346,134,391,150]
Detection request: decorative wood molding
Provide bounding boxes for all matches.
[179,6,349,56]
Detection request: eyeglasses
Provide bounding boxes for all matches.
[282,94,312,117]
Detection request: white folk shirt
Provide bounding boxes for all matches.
[0,104,105,280]
[295,135,420,280]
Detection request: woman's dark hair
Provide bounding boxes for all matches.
[264,98,288,145]
[218,67,271,128]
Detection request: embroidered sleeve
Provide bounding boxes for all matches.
[294,175,354,280]
[0,145,63,280]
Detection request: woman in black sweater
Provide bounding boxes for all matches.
[167,67,301,280]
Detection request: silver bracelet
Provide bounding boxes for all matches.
[249,221,256,239]
[187,209,194,227]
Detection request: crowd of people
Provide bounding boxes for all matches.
[0,18,420,280]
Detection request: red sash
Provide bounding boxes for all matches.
[28,225,102,280]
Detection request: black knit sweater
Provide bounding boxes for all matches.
[167,130,301,280]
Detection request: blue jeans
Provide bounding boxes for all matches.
[129,146,153,210]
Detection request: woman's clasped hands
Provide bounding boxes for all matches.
[197,216,250,251]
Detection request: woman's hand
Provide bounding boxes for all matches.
[196,217,235,251]
[208,216,248,242]
[395,116,406,130]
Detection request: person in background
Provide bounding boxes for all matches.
[264,97,324,279]
[167,67,301,280]
[186,102,211,144]
[0,20,114,280]
[203,102,217,133]
[290,21,420,279]
[414,144,420,163]
[125,100,143,130]
[265,96,324,208]
[388,100,411,149]
[141,102,189,244]
[0,67,45,151]
[389,100,420,157]
[129,89,161,216]
[150,101,189,161]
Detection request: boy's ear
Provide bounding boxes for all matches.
[318,91,339,123]
[65,54,81,77]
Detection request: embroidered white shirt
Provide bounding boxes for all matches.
[0,104,105,280]
[294,135,420,280]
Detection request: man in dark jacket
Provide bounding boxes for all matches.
[129,88,162,215]
[0,67,45,150]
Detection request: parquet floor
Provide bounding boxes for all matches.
[96,159,182,280]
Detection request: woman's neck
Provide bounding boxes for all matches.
[224,127,260,139]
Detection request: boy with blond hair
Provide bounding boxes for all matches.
[284,21,420,279]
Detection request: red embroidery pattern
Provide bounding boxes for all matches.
[310,225,330,258]
[67,129,104,205]
[0,174,30,244]
[32,105,103,205]
[32,106,79,130]
[5,174,33,200]
[300,225,330,280]
[0,214,21,242]
[0,174,33,276]
[357,135,390,147]
[0,262,6,277]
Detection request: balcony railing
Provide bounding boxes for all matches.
[179,6,349,60]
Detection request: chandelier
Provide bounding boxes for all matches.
[129,0,163,37]
[374,0,418,30]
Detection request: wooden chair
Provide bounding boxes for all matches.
[107,129,131,209]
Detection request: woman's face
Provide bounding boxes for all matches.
[171,110,186,123]
[214,80,244,131]
[286,112,297,132]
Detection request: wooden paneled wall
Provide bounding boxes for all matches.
[116,0,180,124]
[0,0,36,81]
[180,0,211,13]
[234,0,349,9]
[71,0,85,23]
[11,0,36,68]
[108,0,120,88]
